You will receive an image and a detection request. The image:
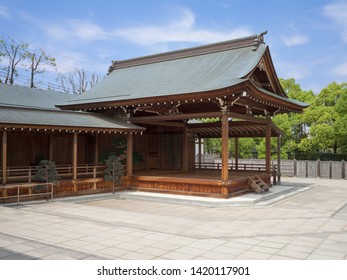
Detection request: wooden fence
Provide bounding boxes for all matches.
[0,164,106,184]
[198,155,346,179]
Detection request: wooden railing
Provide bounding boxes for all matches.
[1,182,53,204]
[0,164,107,184]
[195,162,278,171]
[195,162,280,184]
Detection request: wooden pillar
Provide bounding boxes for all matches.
[73,132,78,180]
[2,130,7,186]
[265,121,271,174]
[221,112,229,182]
[235,137,239,171]
[277,135,281,183]
[94,134,99,165]
[127,133,133,176]
[198,138,202,169]
[183,126,188,171]
[49,135,53,161]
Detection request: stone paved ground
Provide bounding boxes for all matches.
[0,177,346,260]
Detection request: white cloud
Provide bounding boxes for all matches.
[44,19,108,42]
[282,35,309,46]
[113,8,252,45]
[43,8,252,46]
[324,2,347,42]
[0,5,10,18]
[333,63,347,76]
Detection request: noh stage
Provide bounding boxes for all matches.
[124,169,271,199]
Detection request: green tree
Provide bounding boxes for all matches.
[35,160,60,185]
[238,138,257,159]
[104,155,124,194]
[334,84,347,153]
[305,82,347,155]
[278,78,314,158]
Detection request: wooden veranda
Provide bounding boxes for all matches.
[1,33,308,201]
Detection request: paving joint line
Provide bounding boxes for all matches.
[0,232,108,260]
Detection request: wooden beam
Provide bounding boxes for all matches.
[0,124,143,134]
[265,121,271,174]
[131,111,223,122]
[2,130,7,186]
[132,120,186,128]
[73,133,78,180]
[131,111,270,123]
[127,134,133,176]
[183,126,188,171]
[188,120,262,129]
[221,112,229,182]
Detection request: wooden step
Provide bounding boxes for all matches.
[248,175,270,194]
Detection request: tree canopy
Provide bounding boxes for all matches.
[203,79,347,160]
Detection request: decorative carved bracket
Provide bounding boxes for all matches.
[120,106,132,123]
[217,98,229,113]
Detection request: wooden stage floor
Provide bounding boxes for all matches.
[124,169,271,198]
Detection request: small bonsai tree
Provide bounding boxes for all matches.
[104,155,124,194]
[34,160,60,193]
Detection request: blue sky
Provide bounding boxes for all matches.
[0,0,347,93]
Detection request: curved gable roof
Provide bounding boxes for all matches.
[59,34,275,108]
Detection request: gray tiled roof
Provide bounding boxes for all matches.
[0,84,144,131]
[60,43,267,107]
[0,106,144,131]
[0,83,72,109]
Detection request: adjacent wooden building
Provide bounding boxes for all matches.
[1,33,308,199]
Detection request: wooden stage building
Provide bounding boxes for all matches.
[0,33,307,200]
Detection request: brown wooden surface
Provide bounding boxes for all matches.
[265,121,271,174]
[127,134,133,176]
[73,133,78,180]
[124,169,271,198]
[182,126,188,171]
[221,112,229,182]
[2,131,7,185]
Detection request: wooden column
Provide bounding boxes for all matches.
[94,134,99,165]
[2,130,7,186]
[265,121,271,174]
[235,137,239,171]
[277,135,281,183]
[73,132,78,180]
[221,112,229,182]
[49,135,53,161]
[127,133,133,176]
[183,126,188,171]
[198,138,202,169]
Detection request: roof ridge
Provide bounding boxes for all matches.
[108,32,267,73]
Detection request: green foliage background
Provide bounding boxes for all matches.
[204,79,347,160]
